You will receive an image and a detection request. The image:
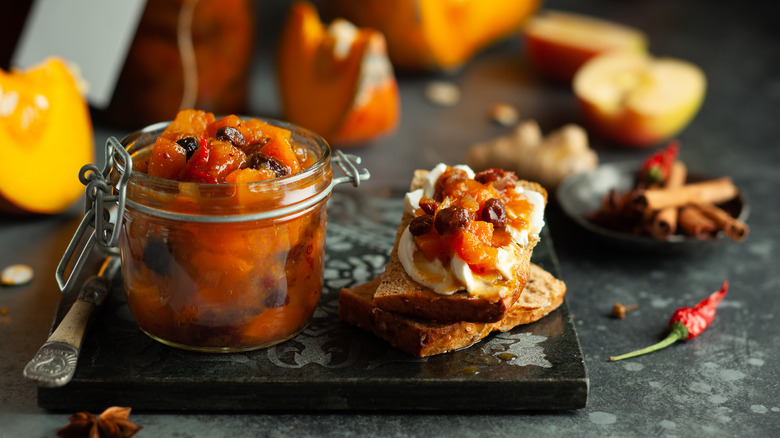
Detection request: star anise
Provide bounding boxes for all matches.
[57,406,142,438]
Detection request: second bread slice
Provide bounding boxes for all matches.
[339,263,566,357]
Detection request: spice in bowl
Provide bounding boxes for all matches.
[588,142,749,242]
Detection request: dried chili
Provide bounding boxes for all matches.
[640,140,679,186]
[609,281,728,361]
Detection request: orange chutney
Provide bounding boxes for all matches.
[410,167,533,275]
[117,110,333,352]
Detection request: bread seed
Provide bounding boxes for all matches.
[1,264,33,286]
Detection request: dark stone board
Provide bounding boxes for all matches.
[38,189,588,412]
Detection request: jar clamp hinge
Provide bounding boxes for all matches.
[56,137,131,293]
[331,149,370,188]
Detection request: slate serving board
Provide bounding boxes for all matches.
[38,189,589,412]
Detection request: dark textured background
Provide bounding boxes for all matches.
[2,0,778,436]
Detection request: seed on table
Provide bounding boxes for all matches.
[425,81,460,107]
[490,103,519,127]
[612,302,638,319]
[1,264,33,286]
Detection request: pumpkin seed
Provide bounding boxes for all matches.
[1,264,33,286]
[425,81,460,107]
[490,103,519,126]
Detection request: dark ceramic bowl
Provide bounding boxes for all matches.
[556,161,749,252]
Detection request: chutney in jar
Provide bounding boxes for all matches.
[117,110,334,352]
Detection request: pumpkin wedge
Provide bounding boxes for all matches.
[319,0,540,72]
[0,57,93,215]
[277,1,399,147]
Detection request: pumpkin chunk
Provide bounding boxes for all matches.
[0,57,93,215]
[277,1,400,146]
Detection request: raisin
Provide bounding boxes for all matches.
[247,152,290,177]
[409,215,434,236]
[475,168,518,190]
[143,236,173,276]
[176,136,200,160]
[216,126,246,148]
[419,197,438,215]
[264,289,289,308]
[434,206,470,234]
[482,198,508,228]
[434,169,468,202]
[242,138,270,154]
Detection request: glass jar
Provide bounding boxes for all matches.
[56,118,367,353]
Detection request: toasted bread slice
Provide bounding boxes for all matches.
[372,171,547,323]
[339,263,566,357]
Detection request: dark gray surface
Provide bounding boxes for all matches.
[2,0,778,436]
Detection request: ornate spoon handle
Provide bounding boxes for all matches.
[24,257,120,387]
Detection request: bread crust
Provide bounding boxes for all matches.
[339,264,566,357]
[372,172,548,323]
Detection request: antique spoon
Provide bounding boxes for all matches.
[23,256,121,387]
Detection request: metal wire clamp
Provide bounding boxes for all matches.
[56,137,130,293]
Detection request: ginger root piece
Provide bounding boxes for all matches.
[466,120,597,191]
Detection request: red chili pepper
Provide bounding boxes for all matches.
[609,281,728,361]
[181,137,218,183]
[640,140,679,185]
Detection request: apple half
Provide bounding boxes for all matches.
[524,10,647,82]
[573,51,707,148]
[277,1,400,147]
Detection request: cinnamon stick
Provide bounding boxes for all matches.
[639,177,738,211]
[650,161,687,240]
[696,203,749,241]
[678,205,719,239]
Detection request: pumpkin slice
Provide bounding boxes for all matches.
[419,0,540,71]
[320,0,540,72]
[277,1,399,147]
[0,57,94,215]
